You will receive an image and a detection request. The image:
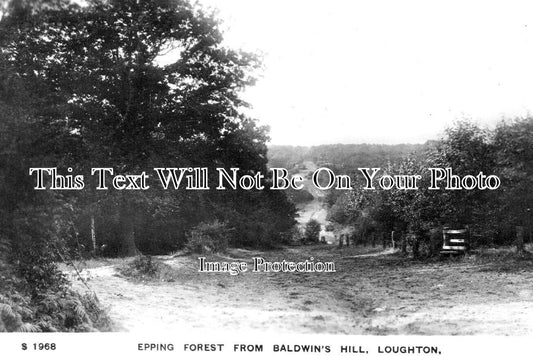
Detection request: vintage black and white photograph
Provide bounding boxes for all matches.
[0,0,532,343]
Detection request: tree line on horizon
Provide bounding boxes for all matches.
[268,142,427,172]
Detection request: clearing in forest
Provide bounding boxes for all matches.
[66,245,533,335]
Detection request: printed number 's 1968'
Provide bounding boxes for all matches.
[21,343,57,351]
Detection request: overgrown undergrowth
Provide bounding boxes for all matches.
[118,255,176,282]
[0,278,113,332]
[1,248,114,332]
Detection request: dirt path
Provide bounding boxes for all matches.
[294,161,335,243]
[68,246,533,335]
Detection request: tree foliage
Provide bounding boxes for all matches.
[334,119,533,257]
[0,0,296,331]
[0,0,295,258]
[304,219,321,243]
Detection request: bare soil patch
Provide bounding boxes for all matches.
[66,245,533,334]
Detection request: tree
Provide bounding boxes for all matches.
[429,121,496,228]
[1,0,295,256]
[304,219,321,243]
[493,118,533,253]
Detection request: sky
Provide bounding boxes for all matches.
[197,0,533,145]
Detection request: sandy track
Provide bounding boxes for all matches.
[68,246,533,335]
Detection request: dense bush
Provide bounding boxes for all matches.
[122,256,159,278]
[0,281,112,332]
[304,219,321,243]
[185,221,231,254]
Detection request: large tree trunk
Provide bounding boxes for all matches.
[400,232,407,253]
[412,236,420,259]
[516,225,525,256]
[119,202,138,257]
[429,228,440,256]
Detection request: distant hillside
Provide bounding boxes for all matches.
[268,142,434,173]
